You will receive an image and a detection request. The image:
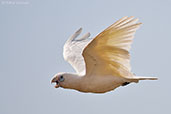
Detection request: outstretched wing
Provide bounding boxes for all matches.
[63,28,92,75]
[83,16,141,78]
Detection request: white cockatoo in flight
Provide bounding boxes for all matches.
[51,16,157,93]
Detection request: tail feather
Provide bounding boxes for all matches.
[126,76,158,83]
[132,76,158,80]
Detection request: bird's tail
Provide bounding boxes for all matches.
[126,76,158,83]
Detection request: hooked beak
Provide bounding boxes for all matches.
[51,77,60,88]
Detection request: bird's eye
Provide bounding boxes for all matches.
[59,75,64,82]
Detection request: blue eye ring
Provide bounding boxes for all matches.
[59,75,64,82]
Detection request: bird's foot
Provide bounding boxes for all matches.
[122,82,130,86]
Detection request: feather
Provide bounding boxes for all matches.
[67,28,82,42]
[63,28,92,75]
[83,16,141,78]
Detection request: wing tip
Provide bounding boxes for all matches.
[67,28,83,42]
[76,27,82,34]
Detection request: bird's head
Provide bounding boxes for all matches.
[51,72,67,88]
[51,72,82,90]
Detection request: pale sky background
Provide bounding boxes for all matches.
[0,0,171,114]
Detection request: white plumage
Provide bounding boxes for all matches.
[63,28,92,76]
[51,16,157,93]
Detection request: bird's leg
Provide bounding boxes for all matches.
[122,82,130,86]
